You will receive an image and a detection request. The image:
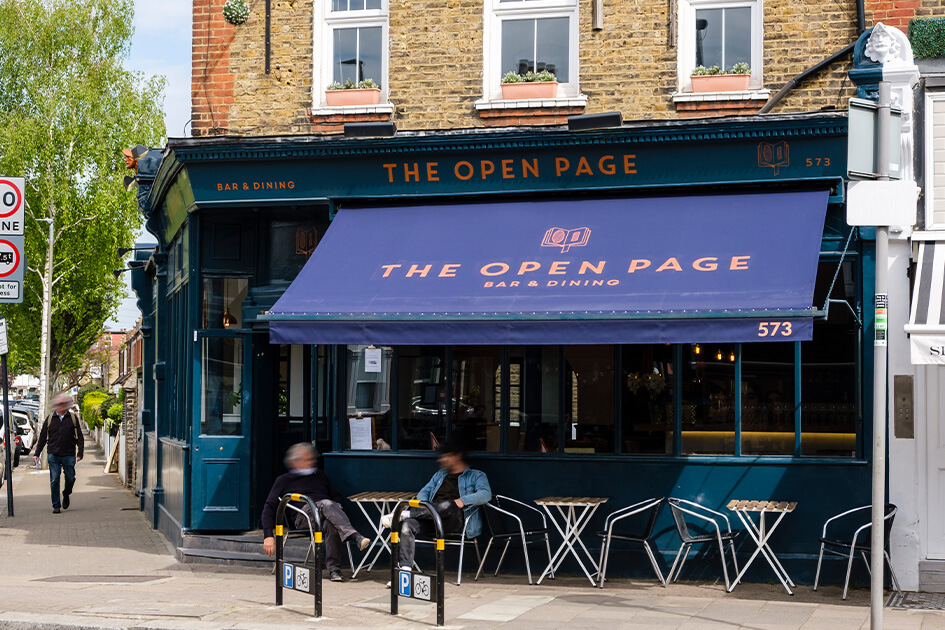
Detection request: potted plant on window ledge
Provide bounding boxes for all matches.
[690,63,751,93]
[500,70,558,99]
[325,79,381,106]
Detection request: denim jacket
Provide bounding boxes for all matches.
[417,467,492,538]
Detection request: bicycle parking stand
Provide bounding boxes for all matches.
[389,499,445,627]
[274,493,323,618]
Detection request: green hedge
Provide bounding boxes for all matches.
[81,391,108,430]
[909,17,945,59]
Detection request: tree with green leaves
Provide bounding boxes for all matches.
[0,0,165,421]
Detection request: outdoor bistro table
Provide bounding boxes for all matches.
[534,496,609,586]
[726,499,798,595]
[348,491,416,578]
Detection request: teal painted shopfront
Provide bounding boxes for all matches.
[131,113,874,583]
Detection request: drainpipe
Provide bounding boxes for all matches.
[758,0,866,114]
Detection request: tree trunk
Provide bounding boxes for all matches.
[38,219,53,422]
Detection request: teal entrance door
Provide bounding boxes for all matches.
[191,330,252,530]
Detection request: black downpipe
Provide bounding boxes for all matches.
[759,0,866,113]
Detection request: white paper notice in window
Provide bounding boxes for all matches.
[364,347,382,373]
[349,417,373,450]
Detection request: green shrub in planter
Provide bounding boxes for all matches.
[909,17,945,59]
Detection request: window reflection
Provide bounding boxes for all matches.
[451,346,500,452]
[397,346,446,450]
[682,343,736,454]
[741,342,795,455]
[201,278,248,330]
[200,337,243,436]
[508,347,560,453]
[564,346,614,453]
[622,345,674,454]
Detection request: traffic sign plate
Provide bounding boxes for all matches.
[0,178,24,235]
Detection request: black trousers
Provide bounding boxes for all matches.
[397,499,464,567]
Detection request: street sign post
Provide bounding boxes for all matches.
[0,317,13,516]
[0,178,25,304]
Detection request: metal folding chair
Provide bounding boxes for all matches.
[813,503,902,600]
[667,497,739,590]
[597,497,666,587]
[475,495,555,584]
[415,505,482,585]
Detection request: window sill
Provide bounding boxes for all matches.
[309,103,395,116]
[672,89,770,103]
[475,95,588,110]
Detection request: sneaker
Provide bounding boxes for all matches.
[329,570,344,582]
[52,507,61,514]
[385,580,391,589]
[380,513,393,529]
[357,535,370,552]
[62,493,70,510]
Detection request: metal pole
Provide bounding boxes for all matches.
[871,80,891,630]
[2,353,12,516]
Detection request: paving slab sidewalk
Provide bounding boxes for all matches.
[0,436,941,629]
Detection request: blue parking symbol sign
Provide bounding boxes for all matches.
[398,570,411,597]
[283,563,294,589]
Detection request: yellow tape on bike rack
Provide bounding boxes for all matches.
[408,499,420,507]
[275,525,283,537]
[290,493,303,502]
[436,539,445,551]
[314,532,323,544]
[391,532,399,544]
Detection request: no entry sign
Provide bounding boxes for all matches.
[0,178,24,236]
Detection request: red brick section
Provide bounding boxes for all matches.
[865,0,920,30]
[478,105,586,127]
[675,99,765,118]
[192,0,236,136]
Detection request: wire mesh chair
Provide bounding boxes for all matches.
[475,495,555,584]
[813,503,902,600]
[667,497,739,590]
[414,505,482,585]
[596,497,666,588]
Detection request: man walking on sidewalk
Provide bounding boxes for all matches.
[32,393,84,514]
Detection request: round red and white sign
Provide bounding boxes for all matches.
[0,239,21,277]
[0,180,23,219]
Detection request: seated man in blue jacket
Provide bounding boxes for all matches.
[386,438,492,570]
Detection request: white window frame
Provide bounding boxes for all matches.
[483,0,580,101]
[314,0,390,107]
[925,92,945,229]
[676,0,763,92]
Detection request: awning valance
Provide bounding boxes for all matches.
[907,241,945,364]
[268,191,829,345]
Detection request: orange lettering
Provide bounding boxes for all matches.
[518,261,541,275]
[381,264,402,278]
[656,258,683,272]
[404,163,420,182]
[455,161,474,180]
[549,261,570,275]
[575,157,593,176]
[481,263,510,276]
[693,257,718,271]
[522,159,539,178]
[627,259,651,273]
[407,264,432,277]
[624,154,637,174]
[382,163,397,183]
[502,159,515,179]
[438,264,460,277]
[481,161,495,179]
[555,157,570,176]
[599,155,616,175]
[730,256,750,270]
[579,261,606,275]
[426,162,439,181]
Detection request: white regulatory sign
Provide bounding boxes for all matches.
[0,282,18,299]
[0,318,8,355]
[0,178,24,236]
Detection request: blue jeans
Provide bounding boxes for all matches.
[47,454,76,509]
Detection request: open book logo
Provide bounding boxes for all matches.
[541,227,591,252]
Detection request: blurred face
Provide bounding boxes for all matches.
[438,452,464,473]
[291,451,318,470]
[53,397,71,414]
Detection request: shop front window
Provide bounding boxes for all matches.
[345,344,393,449]
[396,346,446,450]
[564,345,614,454]
[200,337,243,436]
[741,342,796,455]
[509,346,560,453]
[622,345,675,454]
[682,343,737,454]
[451,346,501,452]
[201,277,249,330]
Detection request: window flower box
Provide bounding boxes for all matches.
[325,79,381,106]
[500,70,558,100]
[690,63,751,93]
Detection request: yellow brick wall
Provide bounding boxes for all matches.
[209,0,865,136]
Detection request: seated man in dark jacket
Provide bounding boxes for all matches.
[261,443,369,582]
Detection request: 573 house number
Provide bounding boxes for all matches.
[758,321,793,337]
[805,157,831,167]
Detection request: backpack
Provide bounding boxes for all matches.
[41,410,80,442]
